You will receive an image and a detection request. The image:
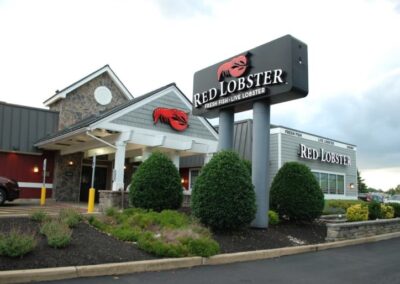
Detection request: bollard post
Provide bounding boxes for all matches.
[88,187,95,213]
[40,186,46,206]
[40,159,47,206]
[88,155,96,213]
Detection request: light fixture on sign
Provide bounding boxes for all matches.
[33,166,39,173]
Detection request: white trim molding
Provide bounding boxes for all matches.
[18,182,53,189]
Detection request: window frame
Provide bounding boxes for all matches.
[188,168,201,194]
[311,170,346,196]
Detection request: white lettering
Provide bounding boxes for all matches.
[264,70,272,85]
[273,69,284,84]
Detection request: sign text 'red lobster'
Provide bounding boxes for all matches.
[153,108,189,132]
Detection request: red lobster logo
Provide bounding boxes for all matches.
[217,54,248,81]
[153,107,189,132]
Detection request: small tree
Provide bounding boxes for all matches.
[357,170,368,194]
[191,151,256,231]
[270,162,324,221]
[129,152,183,211]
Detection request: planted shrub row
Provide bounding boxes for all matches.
[346,202,395,222]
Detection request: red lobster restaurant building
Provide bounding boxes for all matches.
[0,65,357,206]
[0,65,218,204]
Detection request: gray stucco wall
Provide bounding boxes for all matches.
[0,102,58,153]
[112,90,217,141]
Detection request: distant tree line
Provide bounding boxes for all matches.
[358,170,399,195]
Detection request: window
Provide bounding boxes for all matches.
[189,169,200,191]
[312,171,345,195]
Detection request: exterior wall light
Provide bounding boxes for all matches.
[349,183,355,189]
[181,178,185,184]
[33,166,39,173]
[68,160,74,166]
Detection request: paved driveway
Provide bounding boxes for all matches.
[47,237,400,284]
[0,199,95,217]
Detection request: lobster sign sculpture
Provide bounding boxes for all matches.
[153,107,189,132]
[217,54,248,81]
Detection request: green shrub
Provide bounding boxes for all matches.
[270,162,324,221]
[368,201,382,220]
[111,226,141,242]
[346,204,368,222]
[387,203,400,217]
[191,151,256,231]
[0,230,37,258]
[105,207,119,217]
[41,220,72,248]
[30,209,50,223]
[181,237,220,257]
[268,210,280,225]
[380,204,394,219]
[242,159,252,175]
[59,208,83,228]
[87,216,111,232]
[129,152,183,211]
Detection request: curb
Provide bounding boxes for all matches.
[1,232,400,283]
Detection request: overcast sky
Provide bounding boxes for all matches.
[0,0,399,190]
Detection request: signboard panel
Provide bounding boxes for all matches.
[192,35,308,118]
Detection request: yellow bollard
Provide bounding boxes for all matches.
[40,186,46,206]
[87,188,95,213]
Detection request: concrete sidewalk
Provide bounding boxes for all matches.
[0,199,98,217]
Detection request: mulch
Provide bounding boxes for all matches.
[0,217,326,271]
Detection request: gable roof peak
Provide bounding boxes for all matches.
[43,65,133,107]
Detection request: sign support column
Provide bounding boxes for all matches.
[251,100,270,228]
[218,108,234,150]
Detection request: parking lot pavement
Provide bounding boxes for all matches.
[0,199,94,217]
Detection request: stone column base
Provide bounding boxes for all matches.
[99,190,129,212]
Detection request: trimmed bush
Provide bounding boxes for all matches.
[346,204,368,222]
[368,201,382,220]
[387,203,400,218]
[129,152,183,211]
[0,230,37,258]
[380,204,394,219]
[270,162,324,221]
[268,210,280,225]
[191,151,256,231]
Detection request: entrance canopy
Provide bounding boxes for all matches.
[36,83,218,191]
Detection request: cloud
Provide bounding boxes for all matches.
[152,0,213,18]
[272,68,400,170]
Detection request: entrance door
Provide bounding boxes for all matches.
[80,166,108,203]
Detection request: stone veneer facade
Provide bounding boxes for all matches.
[49,71,130,201]
[49,72,129,130]
[53,152,83,201]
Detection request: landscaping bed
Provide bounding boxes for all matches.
[0,216,326,271]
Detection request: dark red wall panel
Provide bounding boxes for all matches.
[0,151,55,199]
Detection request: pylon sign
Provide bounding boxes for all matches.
[192,34,308,118]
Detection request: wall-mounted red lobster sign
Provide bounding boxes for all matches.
[153,107,189,132]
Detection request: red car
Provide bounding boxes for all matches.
[0,176,20,205]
